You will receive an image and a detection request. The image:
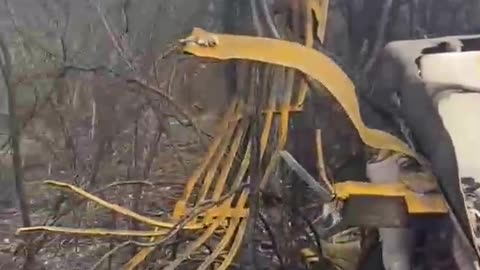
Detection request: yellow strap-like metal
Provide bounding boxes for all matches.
[260,68,278,158]
[164,219,224,270]
[216,218,248,270]
[173,100,241,219]
[17,226,170,238]
[126,100,243,270]
[181,28,420,161]
[196,218,242,270]
[41,180,203,229]
[194,119,239,204]
[126,130,251,270]
[164,166,250,269]
[175,99,240,207]
[335,181,448,214]
[211,121,249,201]
[311,0,330,44]
[296,0,329,108]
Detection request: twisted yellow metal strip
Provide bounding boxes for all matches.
[197,139,251,268]
[182,28,419,161]
[260,68,277,158]
[205,141,251,223]
[193,120,238,204]
[335,181,448,214]
[257,69,295,189]
[164,219,224,270]
[216,218,248,270]
[196,218,241,270]
[166,190,249,270]
[41,180,203,230]
[123,245,153,270]
[311,0,330,44]
[279,69,295,146]
[17,226,169,238]
[295,0,329,107]
[210,120,249,201]
[173,98,240,219]
[125,107,248,269]
[165,167,250,269]
[316,129,334,192]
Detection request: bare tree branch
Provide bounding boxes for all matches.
[92,0,134,71]
[0,30,35,270]
[0,32,31,227]
[362,0,393,75]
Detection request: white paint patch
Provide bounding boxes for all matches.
[421,52,480,268]
[437,92,480,183]
[367,157,412,270]
[421,51,480,89]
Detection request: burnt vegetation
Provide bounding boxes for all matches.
[0,0,479,269]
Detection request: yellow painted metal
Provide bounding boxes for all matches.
[295,0,314,109]
[334,181,448,214]
[17,226,169,238]
[196,218,241,270]
[181,28,420,162]
[301,248,320,264]
[280,69,294,147]
[216,218,248,270]
[211,127,249,198]
[42,180,204,230]
[260,69,278,158]
[195,119,240,204]
[126,112,251,269]
[316,129,334,192]
[259,70,296,190]
[296,0,330,108]
[125,106,245,270]
[164,219,224,270]
[231,107,302,124]
[122,227,163,270]
[124,247,153,270]
[164,171,250,269]
[166,193,249,270]
[18,24,451,270]
[172,99,241,219]
[311,0,330,44]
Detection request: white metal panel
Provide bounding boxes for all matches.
[421,51,480,89]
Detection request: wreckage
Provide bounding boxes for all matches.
[14,3,480,270]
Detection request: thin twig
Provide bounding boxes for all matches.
[90,241,131,270]
[125,76,209,146]
[259,0,281,38]
[279,151,334,202]
[362,0,393,75]
[93,0,134,71]
[259,211,286,269]
[250,0,264,36]
[130,117,141,235]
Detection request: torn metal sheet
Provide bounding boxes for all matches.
[181,28,419,162]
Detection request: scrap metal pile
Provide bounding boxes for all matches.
[14,1,480,269]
